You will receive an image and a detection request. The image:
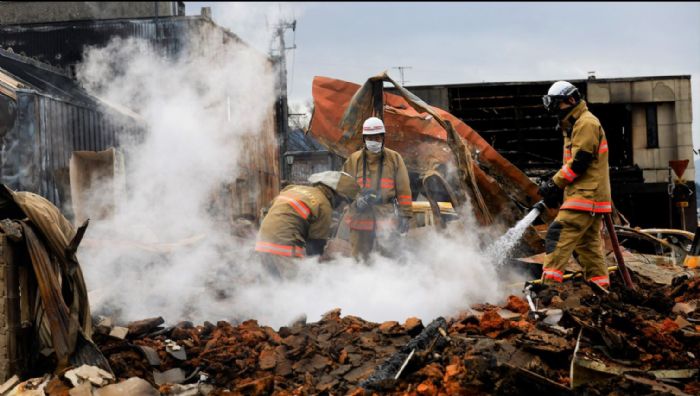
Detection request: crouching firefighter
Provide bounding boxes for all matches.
[255,171,360,278]
[342,116,413,261]
[538,81,612,289]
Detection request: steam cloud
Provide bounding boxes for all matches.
[75,10,524,329]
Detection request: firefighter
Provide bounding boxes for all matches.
[342,117,413,261]
[255,171,360,278]
[538,81,612,288]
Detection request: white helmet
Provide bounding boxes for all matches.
[542,81,580,113]
[362,117,386,136]
[308,171,360,199]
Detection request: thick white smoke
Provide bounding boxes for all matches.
[75,11,525,329]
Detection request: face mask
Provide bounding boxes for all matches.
[365,140,382,153]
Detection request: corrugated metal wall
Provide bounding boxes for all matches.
[3,91,141,213]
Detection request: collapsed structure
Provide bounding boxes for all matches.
[0,2,698,396]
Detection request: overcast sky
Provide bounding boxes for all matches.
[185,2,700,155]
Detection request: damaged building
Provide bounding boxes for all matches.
[0,1,281,224]
[392,76,696,231]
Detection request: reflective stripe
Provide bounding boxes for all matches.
[364,125,384,132]
[542,267,564,282]
[397,195,412,206]
[589,275,609,286]
[599,140,608,154]
[357,177,372,188]
[380,178,395,189]
[561,164,578,182]
[276,195,311,220]
[255,241,305,258]
[560,199,612,213]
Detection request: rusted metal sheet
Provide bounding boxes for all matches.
[231,108,279,222]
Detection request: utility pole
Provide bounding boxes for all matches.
[392,66,412,86]
[271,20,297,184]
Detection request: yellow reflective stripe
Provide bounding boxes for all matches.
[561,199,612,213]
[277,195,311,220]
[255,241,305,257]
[561,165,577,182]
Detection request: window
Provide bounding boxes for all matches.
[645,104,658,149]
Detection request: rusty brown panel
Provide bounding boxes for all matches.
[234,106,279,221]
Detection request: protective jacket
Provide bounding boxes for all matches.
[342,147,412,231]
[255,185,332,257]
[552,101,611,213]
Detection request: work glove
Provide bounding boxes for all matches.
[537,179,563,209]
[398,216,410,235]
[355,191,378,212]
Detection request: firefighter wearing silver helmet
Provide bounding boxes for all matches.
[341,117,413,261]
[255,171,360,278]
[538,81,612,288]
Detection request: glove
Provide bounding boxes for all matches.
[537,179,563,209]
[398,216,410,234]
[355,191,378,212]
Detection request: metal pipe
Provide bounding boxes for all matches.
[604,214,635,289]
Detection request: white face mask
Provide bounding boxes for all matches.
[365,140,383,153]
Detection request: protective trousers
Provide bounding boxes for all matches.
[541,210,609,288]
[349,229,375,262]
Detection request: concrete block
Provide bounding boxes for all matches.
[657,124,676,148]
[676,124,693,146]
[632,126,647,149]
[633,149,651,167]
[632,106,646,127]
[677,145,696,163]
[675,100,693,124]
[632,80,653,102]
[653,81,676,102]
[643,169,659,183]
[679,79,692,100]
[609,82,632,103]
[659,147,676,166]
[657,103,675,126]
[586,82,610,104]
[657,170,671,183]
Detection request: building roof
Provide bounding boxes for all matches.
[0,47,99,105]
[400,75,692,90]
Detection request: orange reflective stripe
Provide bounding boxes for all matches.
[589,275,609,286]
[599,140,608,154]
[380,178,395,189]
[398,195,412,205]
[561,164,578,182]
[277,195,311,220]
[543,267,564,282]
[560,199,612,213]
[564,149,572,161]
[356,177,372,188]
[255,241,305,257]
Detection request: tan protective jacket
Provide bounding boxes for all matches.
[255,185,333,257]
[342,147,412,230]
[552,101,612,213]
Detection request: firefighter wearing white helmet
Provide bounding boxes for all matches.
[341,116,413,261]
[255,171,360,278]
[538,81,612,289]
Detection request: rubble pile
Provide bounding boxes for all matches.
[7,273,700,395]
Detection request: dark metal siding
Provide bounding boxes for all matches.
[0,17,214,71]
[2,90,140,212]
